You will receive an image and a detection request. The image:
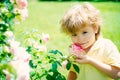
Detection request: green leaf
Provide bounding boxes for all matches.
[39,39,42,44]
[49,59,54,63]
[49,50,63,56]
[73,64,80,73]
[56,61,62,66]
[56,75,63,80]
[57,50,63,56]
[37,61,42,64]
[53,71,59,78]
[49,50,58,54]
[47,55,50,59]
[26,46,32,53]
[29,60,37,68]
[0,74,6,80]
[56,74,66,80]
[61,75,66,80]
[30,71,36,77]
[66,61,71,70]
[52,62,57,71]
[39,73,46,79]
[46,74,55,80]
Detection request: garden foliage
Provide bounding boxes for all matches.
[0,0,80,80]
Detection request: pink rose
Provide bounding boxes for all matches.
[10,60,30,80]
[69,43,83,56]
[16,0,28,9]
[20,8,28,20]
[42,33,50,43]
[14,7,28,21]
[4,31,14,38]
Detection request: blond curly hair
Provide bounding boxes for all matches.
[60,2,102,39]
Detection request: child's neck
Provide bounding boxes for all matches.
[84,47,91,53]
[84,41,96,53]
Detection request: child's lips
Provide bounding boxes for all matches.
[74,43,82,47]
[75,43,84,47]
[74,43,80,45]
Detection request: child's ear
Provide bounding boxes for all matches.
[93,26,99,34]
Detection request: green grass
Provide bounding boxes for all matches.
[13,1,120,79]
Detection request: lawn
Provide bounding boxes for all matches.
[13,1,120,78]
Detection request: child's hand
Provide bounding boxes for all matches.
[75,55,91,64]
[69,43,91,64]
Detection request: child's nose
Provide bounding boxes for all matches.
[77,35,84,42]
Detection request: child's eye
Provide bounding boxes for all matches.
[72,34,77,36]
[82,31,87,34]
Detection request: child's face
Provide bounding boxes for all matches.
[71,26,97,50]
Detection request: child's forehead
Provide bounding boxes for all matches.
[71,26,93,34]
[78,25,92,31]
[81,26,92,29]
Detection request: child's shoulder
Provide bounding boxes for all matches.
[99,37,115,45]
[95,37,117,49]
[99,37,118,50]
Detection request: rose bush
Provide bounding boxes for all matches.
[0,0,29,79]
[0,0,81,80]
[22,30,66,80]
[22,30,82,79]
